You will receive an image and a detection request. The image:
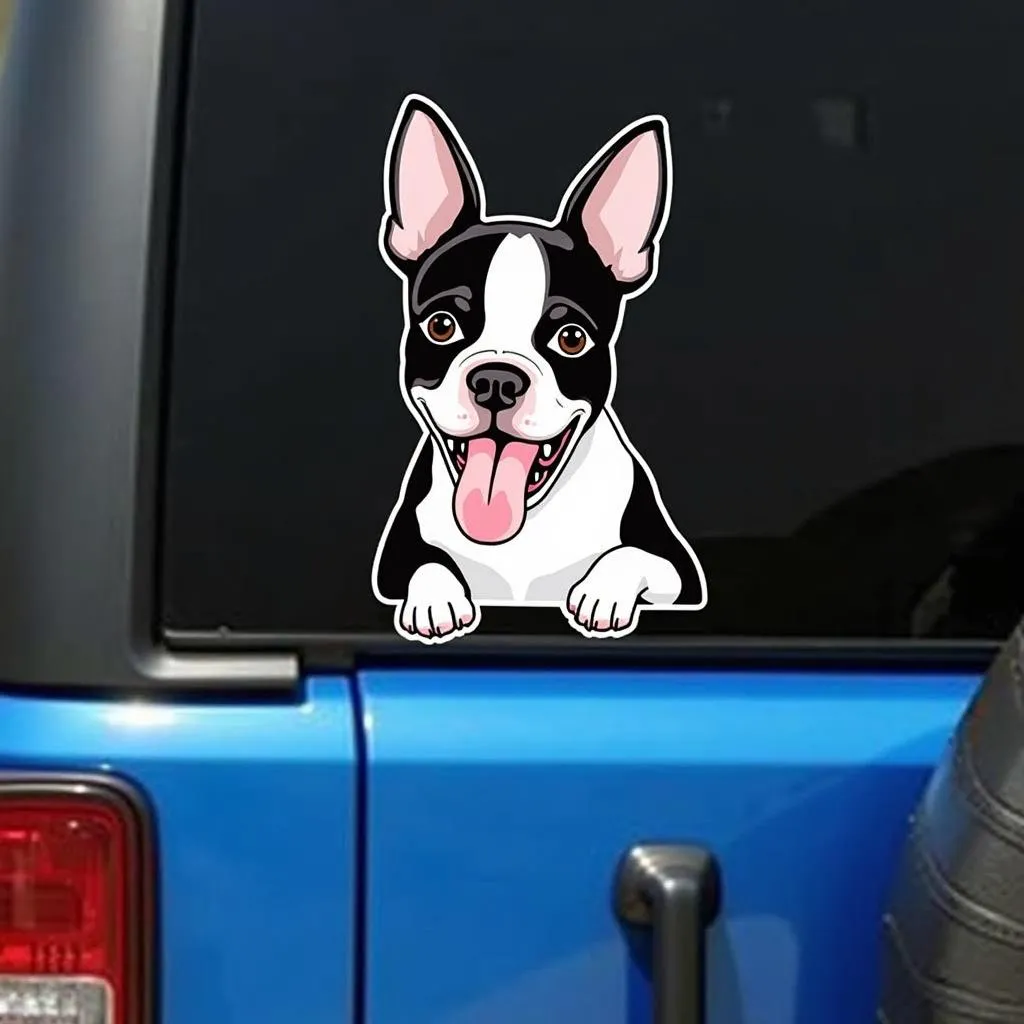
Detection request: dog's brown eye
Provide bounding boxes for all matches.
[557,327,587,354]
[427,315,455,342]
[548,324,593,358]
[419,311,464,345]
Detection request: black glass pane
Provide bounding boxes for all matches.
[161,0,1024,641]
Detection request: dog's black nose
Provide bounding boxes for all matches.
[467,363,529,411]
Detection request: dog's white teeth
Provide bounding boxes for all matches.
[459,441,467,454]
[446,438,454,451]
[533,470,542,483]
[542,443,552,458]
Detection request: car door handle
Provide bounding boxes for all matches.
[614,844,722,1024]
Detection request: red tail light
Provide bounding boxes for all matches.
[0,780,151,1024]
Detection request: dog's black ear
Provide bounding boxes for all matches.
[381,95,483,267]
[558,117,671,294]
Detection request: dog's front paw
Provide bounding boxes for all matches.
[397,563,478,644]
[564,549,646,638]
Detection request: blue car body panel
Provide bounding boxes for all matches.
[357,668,980,1024]
[0,677,357,1024]
[0,667,982,1023]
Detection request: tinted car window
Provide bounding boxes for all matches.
[161,0,1024,644]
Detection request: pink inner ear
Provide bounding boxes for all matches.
[581,130,663,283]
[388,110,466,261]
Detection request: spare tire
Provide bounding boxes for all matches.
[878,624,1024,1022]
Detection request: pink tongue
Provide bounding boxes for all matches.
[454,438,538,543]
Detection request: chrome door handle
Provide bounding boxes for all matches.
[614,844,722,1024]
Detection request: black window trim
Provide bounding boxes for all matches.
[0,0,295,692]
[164,627,998,674]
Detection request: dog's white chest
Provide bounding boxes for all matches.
[416,412,633,602]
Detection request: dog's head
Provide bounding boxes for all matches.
[380,96,671,545]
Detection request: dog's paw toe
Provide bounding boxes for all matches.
[397,563,478,644]
[564,585,640,638]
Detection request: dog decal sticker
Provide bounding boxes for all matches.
[372,94,708,642]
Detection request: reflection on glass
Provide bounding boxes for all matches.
[0,1,15,78]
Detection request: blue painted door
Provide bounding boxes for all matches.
[357,667,979,1024]
[0,678,358,1024]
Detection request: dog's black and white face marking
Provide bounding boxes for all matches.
[371,94,707,643]
[405,226,616,541]
[381,97,668,545]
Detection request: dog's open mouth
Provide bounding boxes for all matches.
[437,417,581,545]
[444,421,575,495]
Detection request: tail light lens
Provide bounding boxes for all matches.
[0,781,151,1024]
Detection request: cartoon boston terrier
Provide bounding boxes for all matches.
[372,94,707,643]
